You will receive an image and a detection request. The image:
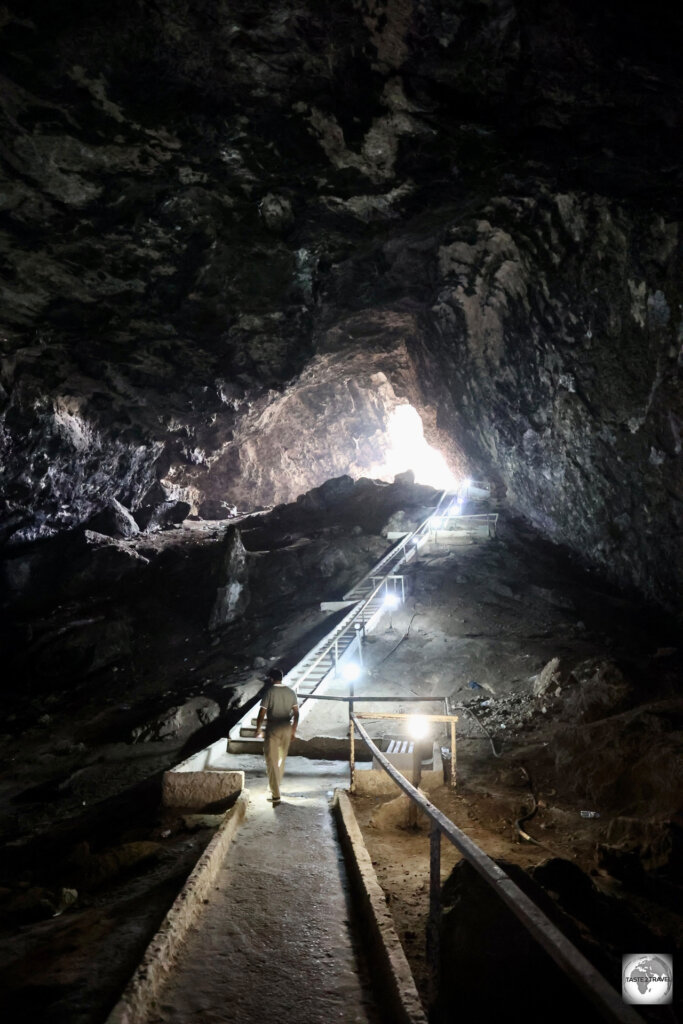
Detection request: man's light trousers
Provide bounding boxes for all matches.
[264,722,292,800]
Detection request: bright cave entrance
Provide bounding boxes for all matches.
[370,405,457,490]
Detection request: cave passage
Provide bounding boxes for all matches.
[0,2,681,1021]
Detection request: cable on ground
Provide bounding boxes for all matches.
[514,765,542,845]
[374,611,419,666]
[447,703,502,759]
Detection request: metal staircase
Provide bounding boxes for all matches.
[227,490,454,753]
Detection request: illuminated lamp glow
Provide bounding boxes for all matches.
[383,592,400,610]
[342,662,361,682]
[408,715,430,740]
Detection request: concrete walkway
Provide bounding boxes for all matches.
[150,757,378,1024]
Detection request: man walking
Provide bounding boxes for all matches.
[254,668,299,806]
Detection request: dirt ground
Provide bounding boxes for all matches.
[351,738,682,1017]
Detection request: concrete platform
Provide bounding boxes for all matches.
[162,739,244,809]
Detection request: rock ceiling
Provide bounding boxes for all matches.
[0,0,681,607]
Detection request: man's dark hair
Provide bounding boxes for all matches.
[267,668,283,682]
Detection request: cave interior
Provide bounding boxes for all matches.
[0,1,681,1021]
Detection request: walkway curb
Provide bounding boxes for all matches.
[105,790,250,1024]
[333,789,428,1024]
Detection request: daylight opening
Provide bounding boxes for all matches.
[374,405,457,489]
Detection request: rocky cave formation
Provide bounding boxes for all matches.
[0,0,681,607]
[0,3,681,1020]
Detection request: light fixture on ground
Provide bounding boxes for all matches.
[342,661,362,729]
[353,620,364,664]
[341,661,361,682]
[408,714,430,740]
[383,590,400,630]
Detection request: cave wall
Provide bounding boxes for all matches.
[427,191,682,607]
[0,0,681,605]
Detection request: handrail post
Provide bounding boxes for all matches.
[349,710,356,793]
[450,720,456,789]
[408,741,421,828]
[427,821,441,1007]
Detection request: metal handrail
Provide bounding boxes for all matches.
[229,496,453,748]
[292,573,399,695]
[292,494,455,695]
[432,513,498,521]
[289,602,363,692]
[461,479,490,493]
[349,712,642,1024]
[343,490,452,600]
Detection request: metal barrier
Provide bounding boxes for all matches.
[290,573,406,703]
[276,491,457,699]
[291,490,457,702]
[349,712,642,1024]
[342,490,453,602]
[429,511,498,540]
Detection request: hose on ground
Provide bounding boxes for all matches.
[447,703,502,759]
[514,765,542,845]
[375,611,419,666]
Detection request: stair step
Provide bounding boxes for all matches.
[230,738,265,752]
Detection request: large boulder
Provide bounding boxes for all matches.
[318,543,351,578]
[133,500,191,531]
[197,498,238,520]
[560,658,631,722]
[295,475,355,511]
[381,506,433,537]
[208,526,249,630]
[86,498,139,539]
[130,696,220,743]
[532,657,562,696]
